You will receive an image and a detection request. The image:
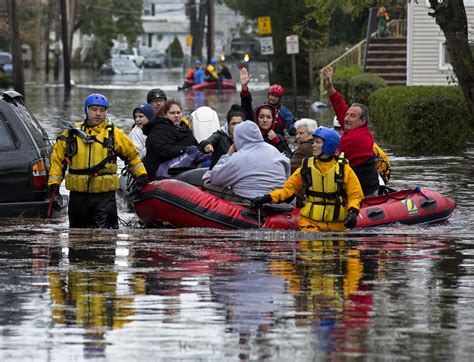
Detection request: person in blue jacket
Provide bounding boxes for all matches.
[193,60,205,85]
[240,66,297,136]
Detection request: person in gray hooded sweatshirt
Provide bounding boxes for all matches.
[207,120,290,199]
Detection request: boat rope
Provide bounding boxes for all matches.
[362,186,429,206]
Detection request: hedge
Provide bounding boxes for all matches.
[369,86,472,154]
[347,73,387,106]
[0,73,12,89]
[332,65,361,101]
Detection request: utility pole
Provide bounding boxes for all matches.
[60,0,71,94]
[68,0,77,60]
[7,0,25,96]
[44,0,52,79]
[54,0,60,81]
[206,0,215,63]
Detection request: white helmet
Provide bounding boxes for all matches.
[333,116,341,128]
[190,106,220,143]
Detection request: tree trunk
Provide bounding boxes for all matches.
[7,0,25,96]
[60,0,71,94]
[195,0,207,60]
[428,0,474,121]
[206,0,215,63]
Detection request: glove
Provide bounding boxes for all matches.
[250,194,272,209]
[47,184,59,198]
[288,127,296,136]
[130,175,148,196]
[344,207,359,229]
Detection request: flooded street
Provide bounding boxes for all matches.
[1,66,473,360]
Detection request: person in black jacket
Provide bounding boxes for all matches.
[143,100,197,179]
[198,104,245,169]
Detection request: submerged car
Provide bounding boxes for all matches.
[0,91,53,217]
[143,51,166,68]
[0,52,13,74]
[100,58,140,75]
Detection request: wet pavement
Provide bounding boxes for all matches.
[0,66,473,360]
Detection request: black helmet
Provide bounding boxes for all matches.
[147,88,167,103]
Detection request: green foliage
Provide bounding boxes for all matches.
[167,37,184,60]
[77,0,143,67]
[225,0,325,88]
[369,86,473,154]
[112,0,144,45]
[328,7,369,46]
[0,73,13,89]
[347,73,387,105]
[332,65,362,101]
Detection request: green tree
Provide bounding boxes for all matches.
[225,0,312,87]
[425,0,474,124]
[77,0,143,67]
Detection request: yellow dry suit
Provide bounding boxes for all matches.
[48,121,146,193]
[269,156,363,232]
[299,156,348,222]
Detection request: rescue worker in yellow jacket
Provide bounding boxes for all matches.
[48,93,148,228]
[251,127,364,232]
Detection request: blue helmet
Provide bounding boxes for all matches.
[313,126,340,155]
[84,93,108,116]
[194,59,202,66]
[210,58,217,65]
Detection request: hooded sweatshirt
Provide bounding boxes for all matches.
[208,120,290,198]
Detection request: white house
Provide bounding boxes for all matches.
[407,0,474,85]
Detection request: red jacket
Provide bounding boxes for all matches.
[329,91,374,167]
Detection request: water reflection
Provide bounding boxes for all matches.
[1,222,471,359]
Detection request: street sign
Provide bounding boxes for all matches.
[260,37,274,55]
[258,16,272,35]
[286,35,299,54]
[185,35,193,47]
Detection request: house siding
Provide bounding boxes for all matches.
[408,1,474,85]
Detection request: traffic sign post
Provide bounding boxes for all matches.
[286,35,299,112]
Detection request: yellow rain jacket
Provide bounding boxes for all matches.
[49,121,146,193]
[206,64,219,80]
[269,156,363,232]
[373,142,391,184]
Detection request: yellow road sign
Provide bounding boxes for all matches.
[185,35,193,47]
[258,16,272,35]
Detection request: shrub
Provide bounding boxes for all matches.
[167,36,184,60]
[0,73,12,89]
[332,64,361,101]
[348,73,387,105]
[370,86,472,154]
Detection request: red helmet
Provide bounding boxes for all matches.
[268,84,285,97]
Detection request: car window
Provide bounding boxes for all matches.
[0,54,11,64]
[13,102,50,147]
[0,115,15,149]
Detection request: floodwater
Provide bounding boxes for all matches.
[1,66,473,360]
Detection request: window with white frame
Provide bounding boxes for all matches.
[438,41,452,70]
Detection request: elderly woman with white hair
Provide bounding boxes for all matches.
[290,118,318,174]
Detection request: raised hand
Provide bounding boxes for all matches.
[323,66,336,95]
[240,66,250,90]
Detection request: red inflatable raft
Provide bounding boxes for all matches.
[133,179,456,230]
[187,80,237,91]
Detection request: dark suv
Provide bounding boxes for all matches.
[0,91,53,217]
